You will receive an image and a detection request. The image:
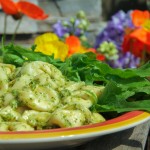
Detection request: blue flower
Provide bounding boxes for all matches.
[52,21,70,38]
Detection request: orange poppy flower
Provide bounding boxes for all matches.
[0,0,48,20]
[122,10,150,58]
[65,35,81,56]
[65,35,105,61]
[131,10,150,27]
[130,10,150,46]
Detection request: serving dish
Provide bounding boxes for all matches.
[0,110,149,150]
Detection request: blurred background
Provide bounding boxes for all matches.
[0,0,150,69]
[0,0,149,46]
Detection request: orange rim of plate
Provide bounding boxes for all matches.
[0,111,149,140]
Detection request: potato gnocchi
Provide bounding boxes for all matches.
[0,61,105,131]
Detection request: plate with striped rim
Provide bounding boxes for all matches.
[0,110,149,150]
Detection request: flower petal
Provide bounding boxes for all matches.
[0,0,18,15]
[35,41,68,61]
[131,10,150,27]
[17,1,48,20]
[122,28,150,57]
[130,28,150,45]
[65,36,81,56]
[66,36,81,47]
[34,33,68,61]
[34,33,59,45]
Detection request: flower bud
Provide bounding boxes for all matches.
[76,10,86,19]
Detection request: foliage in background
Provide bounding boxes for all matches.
[53,9,150,69]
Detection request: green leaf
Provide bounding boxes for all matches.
[2,44,63,67]
[3,53,24,66]
[59,52,150,84]
[2,44,150,114]
[92,81,150,113]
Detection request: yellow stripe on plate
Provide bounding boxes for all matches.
[0,112,149,140]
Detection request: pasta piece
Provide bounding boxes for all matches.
[61,85,98,108]
[82,85,105,97]
[9,122,34,131]
[20,61,66,83]
[0,63,16,76]
[90,112,105,124]
[0,122,34,131]
[0,106,21,121]
[19,61,45,76]
[3,92,16,106]
[18,86,60,112]
[11,74,33,90]
[63,81,85,92]
[0,122,9,131]
[63,96,93,108]
[0,64,16,96]
[10,67,22,79]
[49,104,92,128]
[0,69,9,96]
[33,73,58,89]
[21,110,51,129]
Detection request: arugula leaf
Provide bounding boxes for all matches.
[2,44,150,84]
[93,100,150,113]
[1,44,63,67]
[59,52,110,84]
[59,52,150,84]
[92,80,150,113]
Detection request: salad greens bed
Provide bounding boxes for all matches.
[1,44,150,117]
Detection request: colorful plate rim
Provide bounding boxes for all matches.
[0,111,149,142]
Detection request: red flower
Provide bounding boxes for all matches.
[0,0,48,20]
[0,0,18,15]
[65,35,105,61]
[87,48,105,61]
[122,10,150,58]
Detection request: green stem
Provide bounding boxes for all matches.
[3,14,8,44]
[11,17,22,43]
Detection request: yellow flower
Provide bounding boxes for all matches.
[34,33,68,61]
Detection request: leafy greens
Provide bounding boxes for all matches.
[1,44,150,114]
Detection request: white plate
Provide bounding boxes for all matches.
[0,111,149,150]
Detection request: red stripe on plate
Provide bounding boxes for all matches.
[0,111,147,135]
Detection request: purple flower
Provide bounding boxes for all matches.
[95,10,140,68]
[109,52,140,69]
[95,10,134,50]
[52,14,89,39]
[52,21,70,38]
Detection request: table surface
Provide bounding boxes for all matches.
[53,120,150,150]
